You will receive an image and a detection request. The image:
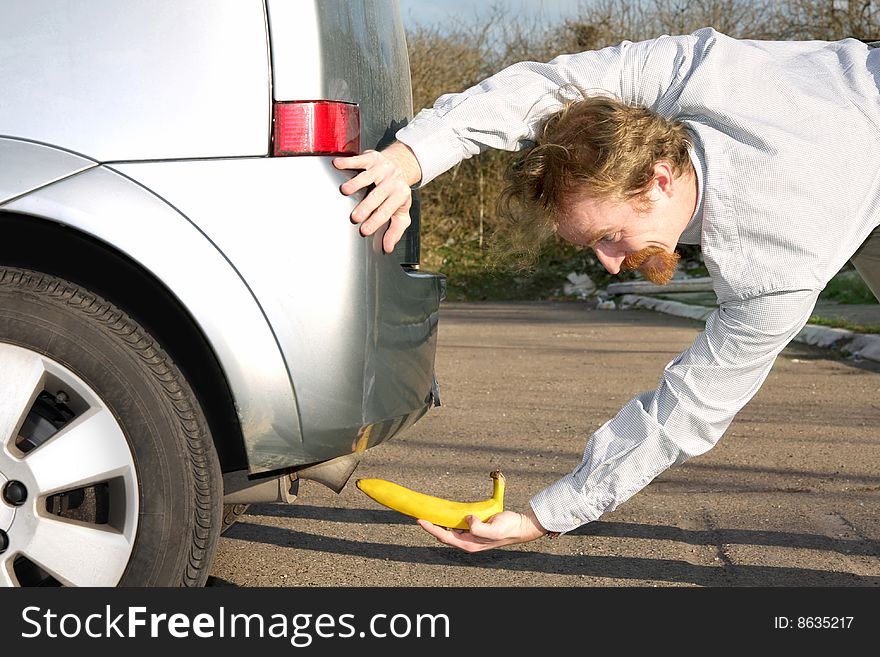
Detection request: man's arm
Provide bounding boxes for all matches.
[416,289,822,551]
[335,31,712,252]
[530,289,822,534]
[397,31,708,187]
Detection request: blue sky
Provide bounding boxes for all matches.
[398,0,585,31]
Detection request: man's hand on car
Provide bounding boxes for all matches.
[333,141,422,254]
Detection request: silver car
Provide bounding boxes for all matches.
[0,0,443,586]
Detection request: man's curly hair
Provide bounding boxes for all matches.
[491,95,693,269]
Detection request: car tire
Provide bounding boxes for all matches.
[221,503,250,535]
[0,267,222,586]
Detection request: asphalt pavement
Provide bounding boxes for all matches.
[210,301,880,587]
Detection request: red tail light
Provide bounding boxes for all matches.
[272,101,360,156]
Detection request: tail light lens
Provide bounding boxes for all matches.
[272,101,360,156]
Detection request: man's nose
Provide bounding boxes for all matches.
[593,247,625,274]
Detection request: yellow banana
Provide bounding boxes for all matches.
[356,471,505,530]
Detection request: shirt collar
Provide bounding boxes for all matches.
[678,144,705,245]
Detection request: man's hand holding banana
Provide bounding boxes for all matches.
[417,508,549,553]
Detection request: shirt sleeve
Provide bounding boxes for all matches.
[529,288,822,534]
[396,30,712,186]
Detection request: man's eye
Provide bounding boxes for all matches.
[601,233,617,242]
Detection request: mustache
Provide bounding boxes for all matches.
[621,246,680,285]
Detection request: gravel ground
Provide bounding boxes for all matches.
[209,301,880,587]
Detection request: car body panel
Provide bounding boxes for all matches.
[0,0,270,161]
[1,163,306,471]
[0,139,97,205]
[112,157,442,464]
[264,0,323,101]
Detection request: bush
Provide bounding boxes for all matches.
[820,268,879,305]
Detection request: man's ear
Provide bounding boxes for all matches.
[652,161,676,197]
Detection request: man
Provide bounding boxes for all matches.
[333,28,880,552]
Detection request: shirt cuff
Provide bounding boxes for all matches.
[395,117,469,187]
[529,475,607,535]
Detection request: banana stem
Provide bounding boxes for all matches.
[490,470,505,502]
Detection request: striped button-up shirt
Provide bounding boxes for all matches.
[396,28,880,533]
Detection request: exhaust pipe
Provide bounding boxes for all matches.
[222,452,363,504]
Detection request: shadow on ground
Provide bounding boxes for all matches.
[215,511,879,587]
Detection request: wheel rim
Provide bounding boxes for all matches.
[0,342,138,586]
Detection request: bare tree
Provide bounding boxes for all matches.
[769,0,880,40]
[551,0,776,51]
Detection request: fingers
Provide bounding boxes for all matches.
[337,155,394,197]
[333,149,413,254]
[416,520,494,553]
[382,212,412,254]
[332,150,380,174]
[339,167,380,196]
[334,150,394,195]
[352,181,410,232]
[416,516,511,553]
[354,185,412,254]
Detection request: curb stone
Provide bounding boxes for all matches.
[617,294,880,364]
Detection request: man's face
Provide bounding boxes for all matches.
[556,193,682,285]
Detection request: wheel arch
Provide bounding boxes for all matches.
[0,212,246,472]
